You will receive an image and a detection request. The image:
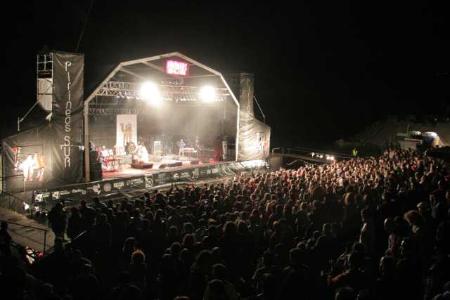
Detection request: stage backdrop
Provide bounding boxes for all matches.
[116,114,137,154]
[51,52,84,186]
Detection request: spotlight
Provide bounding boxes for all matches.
[139,81,162,106]
[199,85,216,103]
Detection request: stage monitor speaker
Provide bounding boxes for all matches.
[131,162,153,169]
[159,164,167,169]
[190,160,199,165]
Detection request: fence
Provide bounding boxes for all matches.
[271,146,353,160]
[0,190,28,215]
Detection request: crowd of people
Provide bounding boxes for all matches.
[1,148,449,300]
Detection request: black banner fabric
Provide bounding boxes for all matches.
[238,110,271,161]
[51,52,84,185]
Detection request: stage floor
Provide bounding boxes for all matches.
[102,157,218,179]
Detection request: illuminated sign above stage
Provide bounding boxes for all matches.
[166,60,189,76]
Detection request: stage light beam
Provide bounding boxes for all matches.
[139,81,162,106]
[199,85,216,103]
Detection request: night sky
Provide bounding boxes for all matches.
[3,1,449,147]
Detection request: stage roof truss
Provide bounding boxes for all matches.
[88,107,138,115]
[118,67,146,80]
[85,52,239,106]
[141,61,165,73]
[94,80,230,103]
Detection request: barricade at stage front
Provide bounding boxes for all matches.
[32,160,268,205]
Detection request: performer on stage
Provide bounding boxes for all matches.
[136,141,149,163]
[99,146,109,170]
[178,138,186,157]
[195,136,201,151]
[19,154,35,182]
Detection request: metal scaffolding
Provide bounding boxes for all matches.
[95,81,230,102]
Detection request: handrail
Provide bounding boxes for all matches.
[0,174,26,179]
[271,147,282,154]
[286,159,301,166]
[29,229,90,258]
[0,191,28,216]
[0,218,49,254]
[271,146,352,159]
[71,230,88,242]
[1,190,25,202]
[0,219,48,232]
[44,229,88,255]
[288,146,352,158]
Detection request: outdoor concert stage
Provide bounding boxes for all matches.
[1,51,271,209]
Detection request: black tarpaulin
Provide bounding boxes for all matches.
[238,110,271,161]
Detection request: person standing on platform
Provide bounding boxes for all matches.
[20,154,36,182]
[48,202,67,240]
[195,136,201,150]
[178,138,186,157]
[136,141,149,163]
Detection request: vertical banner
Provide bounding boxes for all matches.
[116,114,137,154]
[51,52,84,185]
